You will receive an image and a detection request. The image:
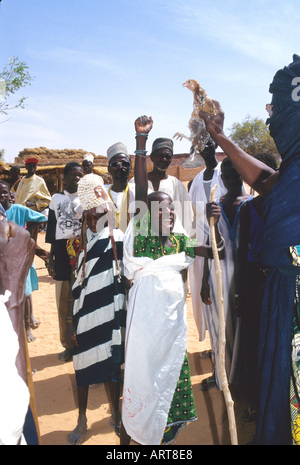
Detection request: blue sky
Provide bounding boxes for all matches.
[0,0,299,164]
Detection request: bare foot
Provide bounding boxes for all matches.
[58,348,73,362]
[30,316,41,328]
[26,328,36,342]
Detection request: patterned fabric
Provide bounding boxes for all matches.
[286,246,300,445]
[66,235,82,266]
[291,293,300,445]
[161,352,197,445]
[133,211,196,260]
[72,227,126,387]
[290,251,300,444]
[46,190,82,281]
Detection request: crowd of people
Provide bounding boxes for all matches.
[1,54,300,446]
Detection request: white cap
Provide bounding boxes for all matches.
[107,142,129,161]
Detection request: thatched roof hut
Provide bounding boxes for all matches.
[0,147,112,194]
[0,146,227,195]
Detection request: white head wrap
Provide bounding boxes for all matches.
[83,152,94,163]
[77,173,114,212]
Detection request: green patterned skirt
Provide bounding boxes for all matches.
[161,352,197,445]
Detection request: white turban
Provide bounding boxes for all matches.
[83,152,94,163]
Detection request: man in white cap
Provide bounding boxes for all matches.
[105,142,135,233]
[65,173,127,445]
[81,153,94,176]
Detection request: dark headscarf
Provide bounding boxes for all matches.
[261,54,300,269]
[266,54,300,167]
[151,138,173,155]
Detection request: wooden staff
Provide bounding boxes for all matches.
[209,185,238,445]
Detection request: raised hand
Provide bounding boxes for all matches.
[134,115,153,135]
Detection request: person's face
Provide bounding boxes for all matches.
[82,160,94,175]
[108,154,131,181]
[200,139,216,162]
[221,164,243,193]
[64,166,83,192]
[150,149,173,172]
[26,163,37,177]
[10,190,15,204]
[149,193,175,236]
[85,206,108,233]
[0,184,11,210]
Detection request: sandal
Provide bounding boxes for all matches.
[67,429,86,445]
[110,422,121,438]
[200,374,217,391]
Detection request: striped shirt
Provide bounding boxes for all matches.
[72,227,126,387]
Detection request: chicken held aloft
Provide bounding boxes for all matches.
[174,79,218,158]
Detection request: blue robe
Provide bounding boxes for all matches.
[254,54,300,445]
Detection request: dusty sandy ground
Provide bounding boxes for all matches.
[28,233,255,446]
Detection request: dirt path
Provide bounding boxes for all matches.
[28,233,255,445]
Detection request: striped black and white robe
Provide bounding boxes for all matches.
[72,226,126,387]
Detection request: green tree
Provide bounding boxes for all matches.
[0,56,34,119]
[228,115,280,163]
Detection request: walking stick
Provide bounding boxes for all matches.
[209,185,238,445]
